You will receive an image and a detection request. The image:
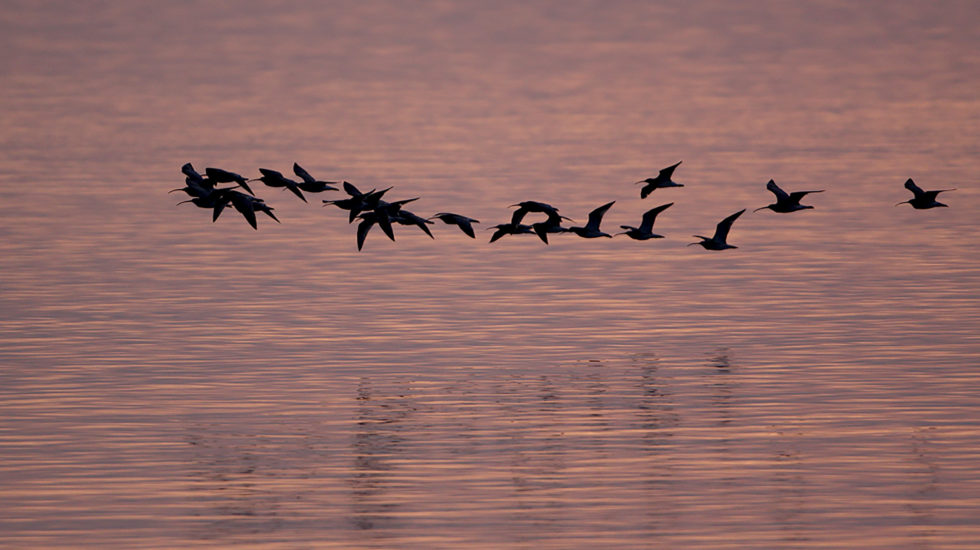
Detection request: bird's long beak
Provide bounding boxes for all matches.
[753,206,768,212]
[894,201,908,206]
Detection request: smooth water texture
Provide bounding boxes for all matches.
[2,1,979,548]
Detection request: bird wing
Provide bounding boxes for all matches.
[258,168,283,180]
[766,180,789,202]
[586,201,615,232]
[713,209,745,242]
[343,181,363,197]
[923,188,955,201]
[788,189,823,203]
[181,163,202,180]
[659,160,682,179]
[293,163,315,184]
[286,182,307,202]
[489,226,508,243]
[640,183,655,199]
[639,202,673,232]
[511,207,529,225]
[458,219,476,238]
[356,218,374,251]
[376,214,395,241]
[904,178,925,198]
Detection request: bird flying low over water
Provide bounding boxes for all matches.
[355,211,396,251]
[205,167,255,196]
[567,201,615,238]
[255,168,307,202]
[509,201,564,225]
[754,180,823,213]
[392,209,435,238]
[690,209,745,250]
[531,210,571,244]
[489,222,535,243]
[429,213,480,238]
[636,161,683,199]
[293,163,339,193]
[618,202,673,240]
[896,178,955,209]
[223,190,279,229]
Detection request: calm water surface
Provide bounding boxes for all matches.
[2,1,979,548]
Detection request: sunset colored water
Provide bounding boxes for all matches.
[2,2,979,548]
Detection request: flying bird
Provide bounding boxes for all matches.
[531,210,570,244]
[636,161,683,198]
[509,201,563,225]
[567,201,615,238]
[896,178,955,209]
[292,163,338,193]
[690,209,745,250]
[488,222,535,243]
[255,168,307,202]
[618,202,673,240]
[429,213,480,238]
[222,190,279,229]
[355,211,397,251]
[754,180,823,213]
[205,167,255,196]
[392,209,435,238]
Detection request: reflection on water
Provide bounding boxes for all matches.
[2,0,980,548]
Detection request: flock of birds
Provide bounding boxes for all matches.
[171,160,956,251]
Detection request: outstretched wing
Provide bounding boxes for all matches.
[343,181,363,197]
[788,189,823,203]
[659,160,682,179]
[639,202,673,232]
[586,201,615,232]
[292,162,315,184]
[766,179,789,202]
[904,178,925,198]
[713,209,745,242]
[356,218,374,251]
[458,218,476,238]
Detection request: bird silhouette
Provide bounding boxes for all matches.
[509,201,563,225]
[205,167,255,196]
[690,209,745,250]
[220,190,279,229]
[355,211,396,251]
[255,168,307,202]
[754,180,823,213]
[896,178,955,209]
[636,161,683,198]
[567,201,615,238]
[488,222,535,243]
[618,202,673,239]
[392,209,435,238]
[429,213,480,238]
[322,182,388,222]
[293,163,338,193]
[181,163,211,187]
[531,210,571,244]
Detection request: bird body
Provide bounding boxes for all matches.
[897,178,954,209]
[429,212,480,238]
[637,161,683,198]
[690,209,745,250]
[618,202,673,240]
[293,162,338,193]
[205,167,255,196]
[392,209,435,238]
[510,201,562,225]
[489,222,535,243]
[256,168,307,202]
[568,201,615,238]
[755,179,822,213]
